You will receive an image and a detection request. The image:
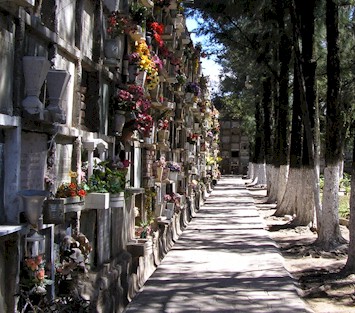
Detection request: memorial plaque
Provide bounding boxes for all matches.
[55,144,73,186]
[20,133,47,190]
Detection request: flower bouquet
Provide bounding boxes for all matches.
[153,157,166,181]
[185,82,201,96]
[107,11,137,37]
[56,233,92,295]
[20,254,53,296]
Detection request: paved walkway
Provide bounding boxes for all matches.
[124,176,313,313]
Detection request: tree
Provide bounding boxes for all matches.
[316,0,346,250]
[274,0,318,226]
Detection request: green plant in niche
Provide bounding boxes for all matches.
[130,2,149,26]
[86,160,128,194]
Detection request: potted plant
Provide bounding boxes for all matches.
[106,160,129,208]
[85,160,129,209]
[84,161,110,209]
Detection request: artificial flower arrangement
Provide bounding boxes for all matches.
[206,130,214,139]
[151,53,163,73]
[134,40,160,90]
[107,11,137,37]
[166,161,181,172]
[136,112,154,136]
[114,84,154,135]
[153,157,166,171]
[185,82,201,96]
[56,233,92,284]
[55,171,86,198]
[148,21,165,47]
[176,72,187,85]
[116,89,134,111]
[189,179,199,191]
[187,133,199,143]
[164,192,181,206]
[130,2,149,26]
[20,254,54,296]
[157,118,169,130]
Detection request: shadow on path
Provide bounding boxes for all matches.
[124,176,313,313]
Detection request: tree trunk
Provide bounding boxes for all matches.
[247,162,254,180]
[254,163,267,185]
[294,168,315,225]
[267,165,279,203]
[266,164,274,197]
[275,167,300,217]
[290,0,321,229]
[316,0,345,249]
[274,1,291,204]
[275,61,303,218]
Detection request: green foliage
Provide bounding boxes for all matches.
[320,173,350,218]
[86,160,128,194]
[340,172,351,195]
[319,175,324,191]
[339,194,350,219]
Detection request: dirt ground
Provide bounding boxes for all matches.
[248,186,355,313]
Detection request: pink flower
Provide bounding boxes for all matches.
[122,160,131,168]
[118,90,133,102]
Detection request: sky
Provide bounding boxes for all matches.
[185,17,222,93]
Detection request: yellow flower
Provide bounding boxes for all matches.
[69,170,78,178]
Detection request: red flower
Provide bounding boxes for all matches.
[149,22,164,35]
[78,189,86,197]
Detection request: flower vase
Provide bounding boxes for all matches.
[185,92,194,103]
[162,168,170,181]
[109,192,125,208]
[114,110,126,136]
[140,0,154,8]
[136,70,147,87]
[46,69,70,124]
[155,167,163,182]
[157,129,169,143]
[104,36,125,67]
[155,202,164,217]
[22,56,51,119]
[145,31,152,46]
[128,64,139,83]
[18,190,50,227]
[84,192,110,209]
[168,171,178,181]
[129,25,145,42]
[165,203,175,220]
[149,85,160,102]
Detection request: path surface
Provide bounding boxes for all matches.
[124,176,313,313]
